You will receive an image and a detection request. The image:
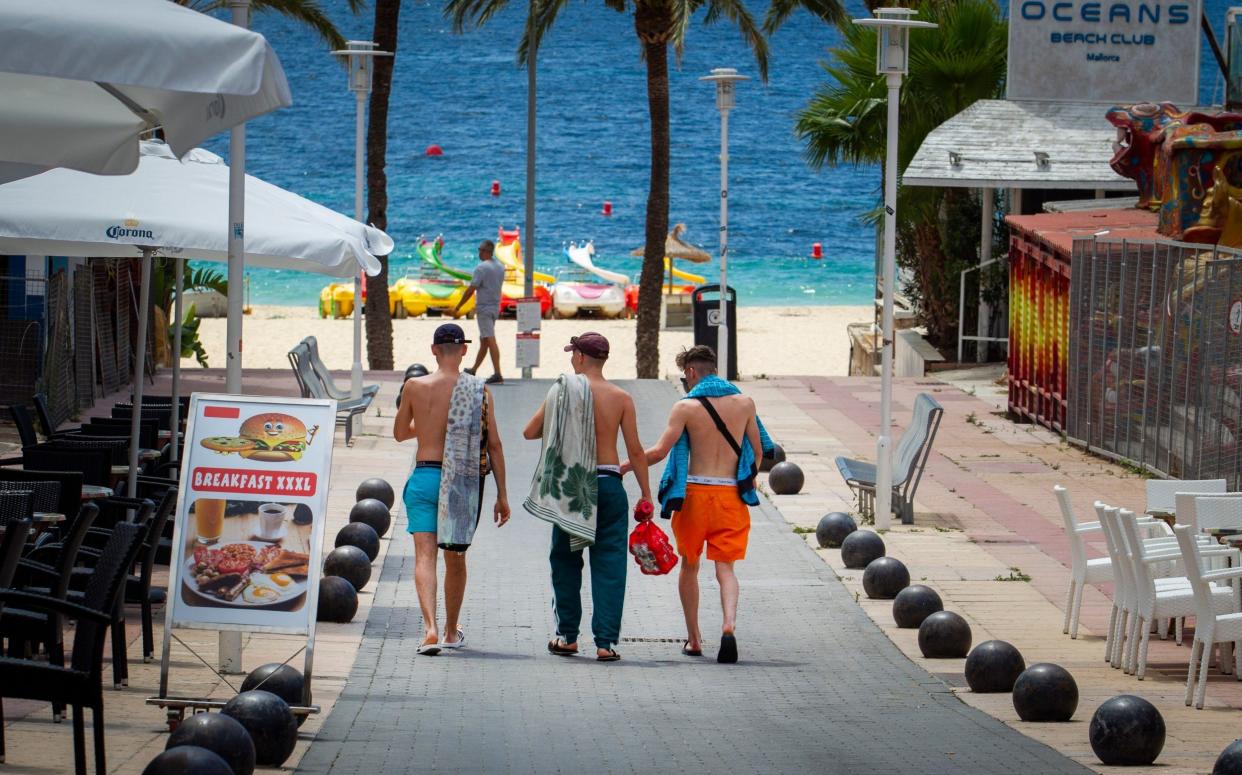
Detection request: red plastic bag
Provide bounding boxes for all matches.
[629,519,678,576]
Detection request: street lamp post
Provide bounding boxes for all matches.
[700,67,748,383]
[854,8,935,529]
[331,41,391,399]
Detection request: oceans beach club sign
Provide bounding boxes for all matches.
[1007,0,1201,104]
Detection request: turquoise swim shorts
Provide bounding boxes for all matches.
[403,464,441,534]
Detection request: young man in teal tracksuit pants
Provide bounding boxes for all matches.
[522,332,652,661]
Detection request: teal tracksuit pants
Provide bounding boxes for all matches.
[550,472,628,651]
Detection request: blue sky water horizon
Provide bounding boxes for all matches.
[207,0,1226,308]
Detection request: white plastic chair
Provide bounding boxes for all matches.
[1096,505,1137,667]
[1116,508,1237,678]
[1174,491,1242,531]
[1147,478,1227,515]
[1174,524,1242,708]
[1057,486,1112,638]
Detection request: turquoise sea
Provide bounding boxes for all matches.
[207,0,1227,308]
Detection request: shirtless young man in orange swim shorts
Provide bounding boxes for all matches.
[624,345,761,663]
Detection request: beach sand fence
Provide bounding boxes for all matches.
[1067,237,1242,485]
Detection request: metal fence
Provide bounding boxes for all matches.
[1067,238,1242,486]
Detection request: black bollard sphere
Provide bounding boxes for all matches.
[1012,663,1078,722]
[1213,739,1242,774]
[816,512,857,548]
[221,691,298,768]
[241,663,304,707]
[166,713,256,775]
[349,498,392,538]
[335,522,380,562]
[323,546,371,592]
[840,530,885,569]
[862,556,910,599]
[892,585,943,628]
[355,478,395,509]
[317,576,359,623]
[768,462,804,495]
[144,746,233,775]
[918,611,972,658]
[759,443,786,472]
[964,640,1026,693]
[1089,695,1165,766]
[396,365,430,407]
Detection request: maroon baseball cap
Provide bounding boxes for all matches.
[565,332,610,360]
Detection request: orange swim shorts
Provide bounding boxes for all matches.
[671,483,751,563]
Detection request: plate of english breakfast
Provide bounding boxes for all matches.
[182,541,310,608]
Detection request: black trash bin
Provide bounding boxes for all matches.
[691,284,738,381]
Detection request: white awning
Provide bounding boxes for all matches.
[903,99,1133,190]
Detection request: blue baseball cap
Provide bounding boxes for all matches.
[433,323,471,345]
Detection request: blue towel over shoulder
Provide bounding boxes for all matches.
[657,375,774,518]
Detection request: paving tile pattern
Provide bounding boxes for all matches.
[298,379,1086,775]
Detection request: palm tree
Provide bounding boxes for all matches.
[362,0,401,372]
[794,0,1006,346]
[176,0,364,50]
[447,0,843,377]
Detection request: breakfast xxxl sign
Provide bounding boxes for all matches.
[164,394,336,636]
[1006,0,1201,104]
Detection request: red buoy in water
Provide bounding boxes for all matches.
[491,180,500,197]
[425,144,443,156]
[811,242,824,259]
[602,201,612,216]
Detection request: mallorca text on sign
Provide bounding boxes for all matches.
[1006,0,1201,104]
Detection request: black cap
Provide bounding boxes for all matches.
[433,323,471,345]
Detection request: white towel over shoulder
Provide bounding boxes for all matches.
[523,374,597,549]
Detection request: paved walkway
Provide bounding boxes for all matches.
[749,375,1242,773]
[298,379,1084,775]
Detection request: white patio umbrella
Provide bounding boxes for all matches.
[0,0,292,183]
[0,141,390,496]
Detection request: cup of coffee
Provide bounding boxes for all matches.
[258,503,287,539]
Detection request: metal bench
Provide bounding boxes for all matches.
[304,335,379,401]
[288,343,371,446]
[835,392,943,524]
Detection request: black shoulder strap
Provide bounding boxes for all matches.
[694,396,742,458]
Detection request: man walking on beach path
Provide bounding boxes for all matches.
[455,239,506,385]
[394,323,510,655]
[523,332,653,661]
[624,345,771,664]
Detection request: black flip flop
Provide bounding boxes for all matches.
[597,649,621,662]
[682,641,703,657]
[547,639,578,657]
[717,634,738,664]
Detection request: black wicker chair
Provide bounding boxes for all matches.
[5,502,99,720]
[0,520,146,773]
[31,393,56,438]
[7,405,40,448]
[0,480,61,515]
[0,491,33,531]
[0,518,31,589]
[0,469,81,522]
[122,488,175,662]
[14,447,112,488]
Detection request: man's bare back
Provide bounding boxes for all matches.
[586,377,633,467]
[676,394,760,479]
[393,371,459,462]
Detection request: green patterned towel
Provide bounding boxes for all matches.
[523,373,598,549]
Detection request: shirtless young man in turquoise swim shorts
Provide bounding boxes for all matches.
[394,323,510,655]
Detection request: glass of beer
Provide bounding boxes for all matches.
[194,498,226,545]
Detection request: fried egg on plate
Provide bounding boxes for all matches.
[242,573,293,604]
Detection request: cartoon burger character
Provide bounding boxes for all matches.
[201,413,316,462]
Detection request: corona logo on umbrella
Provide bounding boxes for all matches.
[201,412,320,462]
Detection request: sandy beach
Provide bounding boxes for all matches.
[185,304,871,379]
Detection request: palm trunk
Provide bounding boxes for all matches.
[635,12,671,379]
[364,0,401,371]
